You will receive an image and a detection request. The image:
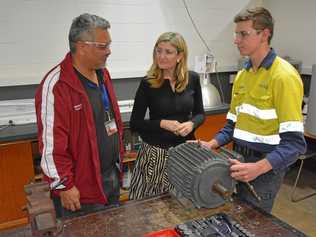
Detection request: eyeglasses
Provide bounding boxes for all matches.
[82,41,111,50]
[234,29,262,39]
[154,47,178,57]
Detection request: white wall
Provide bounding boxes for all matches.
[263,0,316,74]
[0,0,253,86]
[7,1,316,86]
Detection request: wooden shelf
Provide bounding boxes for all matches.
[0,141,34,231]
[123,157,136,163]
[123,150,137,163]
[194,113,233,149]
[119,188,129,202]
[194,113,227,141]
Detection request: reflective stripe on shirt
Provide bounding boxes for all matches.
[226,112,237,122]
[279,121,304,133]
[233,128,280,145]
[236,103,277,120]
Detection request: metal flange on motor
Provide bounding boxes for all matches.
[167,142,240,208]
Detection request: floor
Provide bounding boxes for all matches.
[272,161,316,236]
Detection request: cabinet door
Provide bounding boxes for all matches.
[0,141,34,230]
[194,113,227,141]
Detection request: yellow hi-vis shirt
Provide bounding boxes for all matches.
[228,56,304,145]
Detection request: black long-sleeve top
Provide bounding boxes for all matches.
[130,71,205,149]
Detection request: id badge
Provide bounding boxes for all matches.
[105,119,118,136]
[104,110,118,136]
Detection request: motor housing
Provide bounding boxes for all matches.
[167,142,237,208]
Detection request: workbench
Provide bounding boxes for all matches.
[1,193,307,237]
[0,105,229,230]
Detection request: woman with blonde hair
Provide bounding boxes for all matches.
[129,32,205,200]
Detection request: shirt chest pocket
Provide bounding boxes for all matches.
[249,88,273,108]
[232,88,246,106]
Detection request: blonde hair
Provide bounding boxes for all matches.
[147,32,189,93]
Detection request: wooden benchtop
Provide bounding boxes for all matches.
[2,193,307,237]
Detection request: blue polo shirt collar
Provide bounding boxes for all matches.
[244,48,277,70]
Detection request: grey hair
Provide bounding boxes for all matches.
[68,13,110,53]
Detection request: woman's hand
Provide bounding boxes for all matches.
[175,121,194,137]
[160,119,181,132]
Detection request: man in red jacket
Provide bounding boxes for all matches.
[35,13,124,218]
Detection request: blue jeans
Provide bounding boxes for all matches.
[235,168,285,213]
[53,167,120,219]
[233,144,286,213]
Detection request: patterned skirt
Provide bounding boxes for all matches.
[128,142,174,200]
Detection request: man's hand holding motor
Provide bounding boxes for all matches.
[229,158,272,182]
[187,138,219,150]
